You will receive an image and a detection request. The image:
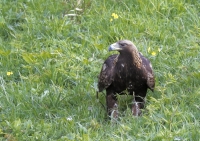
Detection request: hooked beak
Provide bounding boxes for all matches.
[108,43,122,51]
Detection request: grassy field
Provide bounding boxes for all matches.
[0,0,200,140]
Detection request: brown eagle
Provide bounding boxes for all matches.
[98,40,155,118]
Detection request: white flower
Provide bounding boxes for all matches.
[67,116,73,121]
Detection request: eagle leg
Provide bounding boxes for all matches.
[132,101,144,116]
[132,90,146,116]
[106,93,118,119]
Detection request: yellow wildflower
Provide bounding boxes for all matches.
[111,13,116,17]
[111,13,119,19]
[110,18,113,22]
[7,71,13,76]
[114,14,118,19]
[151,51,156,56]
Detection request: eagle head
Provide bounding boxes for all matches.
[108,40,142,68]
[108,40,136,53]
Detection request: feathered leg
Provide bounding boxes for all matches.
[132,89,147,116]
[106,90,118,118]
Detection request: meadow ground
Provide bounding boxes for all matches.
[0,0,200,140]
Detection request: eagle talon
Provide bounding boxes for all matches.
[110,109,119,119]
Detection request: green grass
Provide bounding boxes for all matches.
[0,0,200,140]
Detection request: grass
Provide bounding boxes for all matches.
[0,0,200,140]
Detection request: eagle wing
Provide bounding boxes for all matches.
[98,54,118,92]
[140,53,155,91]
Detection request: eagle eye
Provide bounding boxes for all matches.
[119,43,127,47]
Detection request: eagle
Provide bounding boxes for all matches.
[98,40,155,118]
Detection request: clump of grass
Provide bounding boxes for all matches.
[0,0,199,140]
